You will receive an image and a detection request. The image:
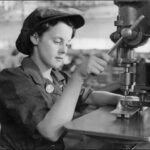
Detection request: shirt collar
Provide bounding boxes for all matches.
[21,57,65,85]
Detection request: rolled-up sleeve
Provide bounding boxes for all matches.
[79,86,93,103]
[0,71,49,135]
[75,86,93,112]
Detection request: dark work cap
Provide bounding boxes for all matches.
[16,7,85,55]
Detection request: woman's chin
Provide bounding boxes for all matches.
[52,62,63,69]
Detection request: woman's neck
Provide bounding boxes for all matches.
[42,69,53,82]
[30,54,53,82]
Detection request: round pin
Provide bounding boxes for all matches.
[45,84,54,93]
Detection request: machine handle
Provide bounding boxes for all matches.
[107,15,145,56]
[130,15,145,30]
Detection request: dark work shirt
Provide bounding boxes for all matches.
[0,57,92,150]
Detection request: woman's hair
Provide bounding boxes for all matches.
[29,18,76,55]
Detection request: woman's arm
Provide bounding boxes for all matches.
[86,91,123,107]
[37,72,84,141]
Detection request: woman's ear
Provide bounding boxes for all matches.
[30,33,39,45]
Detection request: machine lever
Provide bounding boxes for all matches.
[107,15,145,56]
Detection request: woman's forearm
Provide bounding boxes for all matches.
[86,91,123,107]
[37,71,84,141]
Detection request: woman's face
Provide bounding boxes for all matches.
[32,21,73,69]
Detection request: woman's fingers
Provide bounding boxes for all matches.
[94,56,107,68]
[88,60,105,75]
[76,52,111,77]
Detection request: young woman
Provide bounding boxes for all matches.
[0,7,123,150]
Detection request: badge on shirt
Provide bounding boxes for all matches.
[45,84,54,93]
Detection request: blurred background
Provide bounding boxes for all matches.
[1,0,150,90]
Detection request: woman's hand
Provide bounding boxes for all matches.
[75,52,110,78]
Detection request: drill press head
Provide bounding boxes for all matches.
[111,0,150,94]
[111,0,150,48]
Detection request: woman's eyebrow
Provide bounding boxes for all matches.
[53,36,71,43]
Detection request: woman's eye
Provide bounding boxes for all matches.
[54,39,62,44]
[54,41,61,44]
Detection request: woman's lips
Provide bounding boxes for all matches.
[55,57,63,61]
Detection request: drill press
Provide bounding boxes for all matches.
[109,0,150,118]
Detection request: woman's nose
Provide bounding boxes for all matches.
[59,44,68,54]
